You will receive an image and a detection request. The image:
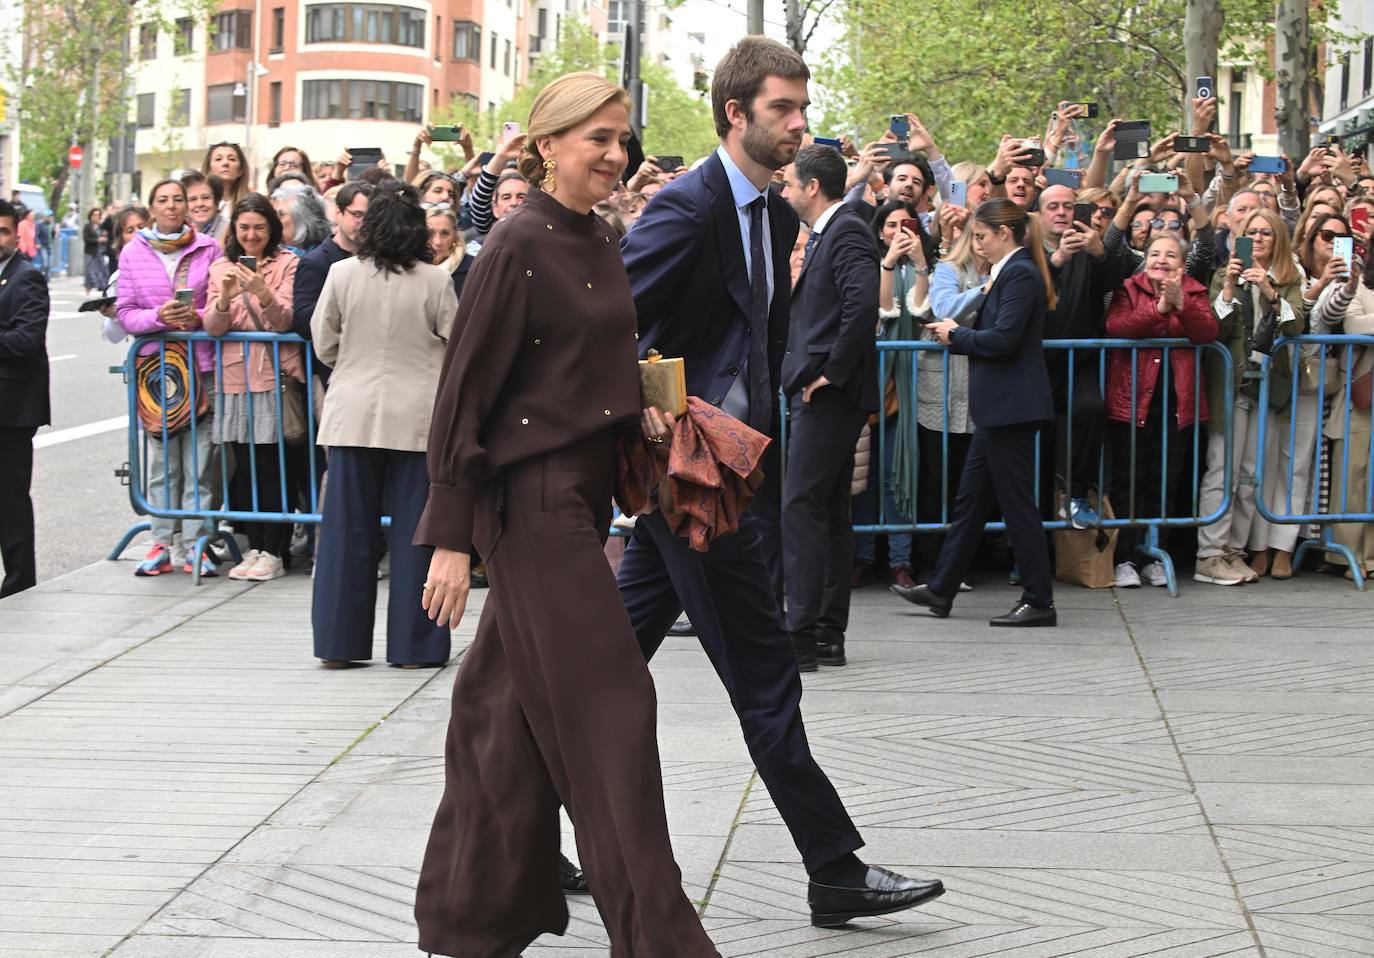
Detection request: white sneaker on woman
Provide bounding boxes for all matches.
[1114,562,1142,588]
[1139,561,1169,587]
[228,549,261,580]
[242,552,285,581]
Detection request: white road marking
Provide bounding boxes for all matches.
[34,416,128,449]
[49,354,76,362]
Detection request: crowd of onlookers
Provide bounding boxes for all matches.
[66,90,1374,666]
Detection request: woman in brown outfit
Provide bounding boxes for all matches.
[413,73,719,958]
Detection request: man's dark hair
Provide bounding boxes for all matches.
[334,181,374,210]
[359,165,393,186]
[357,180,431,274]
[223,193,283,263]
[884,156,934,193]
[496,169,528,187]
[711,36,810,138]
[0,199,16,227]
[180,170,224,204]
[793,144,846,202]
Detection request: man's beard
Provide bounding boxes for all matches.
[742,121,796,172]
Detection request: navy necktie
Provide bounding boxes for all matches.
[802,229,820,264]
[747,197,773,433]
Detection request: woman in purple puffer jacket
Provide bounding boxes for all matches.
[117,178,223,577]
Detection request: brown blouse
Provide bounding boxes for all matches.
[415,188,641,552]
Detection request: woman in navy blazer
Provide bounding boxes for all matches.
[894,198,1060,626]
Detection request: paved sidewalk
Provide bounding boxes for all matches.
[2,553,1372,957]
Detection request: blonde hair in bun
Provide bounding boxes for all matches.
[519,72,630,189]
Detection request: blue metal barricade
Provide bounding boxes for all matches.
[109,330,327,584]
[1255,334,1374,590]
[781,338,1235,596]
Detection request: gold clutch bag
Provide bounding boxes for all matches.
[639,350,687,417]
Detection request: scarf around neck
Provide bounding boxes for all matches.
[138,224,196,254]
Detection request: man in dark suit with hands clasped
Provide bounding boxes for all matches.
[780,144,879,669]
[0,199,51,597]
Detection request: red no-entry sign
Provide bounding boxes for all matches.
[68,145,83,168]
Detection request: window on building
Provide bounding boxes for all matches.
[607,0,624,36]
[1340,54,1351,110]
[303,3,426,47]
[210,10,253,51]
[301,78,424,122]
[171,89,191,127]
[452,20,479,60]
[1364,38,1373,97]
[269,82,282,125]
[137,23,156,59]
[270,7,285,52]
[434,16,440,57]
[207,82,247,123]
[503,39,511,76]
[490,31,497,68]
[174,17,194,55]
[536,8,548,38]
[136,92,156,128]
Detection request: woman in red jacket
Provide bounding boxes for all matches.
[1105,232,1218,587]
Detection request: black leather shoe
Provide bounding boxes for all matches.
[559,853,589,893]
[989,602,1057,627]
[667,616,696,637]
[809,866,945,927]
[791,631,819,672]
[889,582,953,618]
[816,629,846,667]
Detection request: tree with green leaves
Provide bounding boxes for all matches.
[10,0,216,214]
[430,18,717,168]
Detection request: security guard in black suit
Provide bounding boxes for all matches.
[781,144,880,667]
[894,198,1058,627]
[0,199,50,597]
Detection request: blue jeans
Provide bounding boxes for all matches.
[852,416,912,569]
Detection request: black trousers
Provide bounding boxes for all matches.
[929,422,1054,609]
[617,482,863,874]
[228,442,292,557]
[1050,359,1107,499]
[0,426,37,597]
[416,431,716,958]
[782,388,867,638]
[311,446,449,665]
[914,425,974,573]
[1109,391,1188,563]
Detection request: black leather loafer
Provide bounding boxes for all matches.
[989,603,1057,627]
[816,629,846,667]
[809,866,945,927]
[889,582,953,618]
[559,853,589,893]
[791,632,819,672]
[667,617,696,637]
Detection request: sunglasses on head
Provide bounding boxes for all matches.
[1150,219,1183,231]
[1316,228,1349,242]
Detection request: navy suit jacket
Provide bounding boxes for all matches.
[0,254,50,428]
[784,203,880,410]
[946,247,1053,428]
[292,235,351,381]
[621,152,798,425]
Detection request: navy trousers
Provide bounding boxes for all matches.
[616,490,863,873]
[312,446,450,665]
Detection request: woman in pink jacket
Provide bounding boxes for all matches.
[1105,231,1218,588]
[203,194,301,581]
[117,179,223,577]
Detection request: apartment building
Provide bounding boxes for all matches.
[1319,0,1374,157]
[126,0,537,193]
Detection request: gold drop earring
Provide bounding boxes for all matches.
[544,157,557,195]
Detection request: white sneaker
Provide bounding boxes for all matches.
[242,551,285,581]
[1140,561,1168,587]
[1114,562,1142,588]
[228,549,261,579]
[611,514,637,530]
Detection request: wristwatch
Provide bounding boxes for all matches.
[986,168,1006,186]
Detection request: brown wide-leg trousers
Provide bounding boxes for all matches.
[414,431,719,958]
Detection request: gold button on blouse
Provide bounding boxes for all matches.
[586,283,593,290]
[604,409,611,416]
[546,224,553,230]
[521,418,529,425]
[534,339,541,345]
[526,269,533,277]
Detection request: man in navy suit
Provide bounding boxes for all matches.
[618,37,943,926]
[0,200,50,596]
[895,198,1058,627]
[780,145,879,669]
